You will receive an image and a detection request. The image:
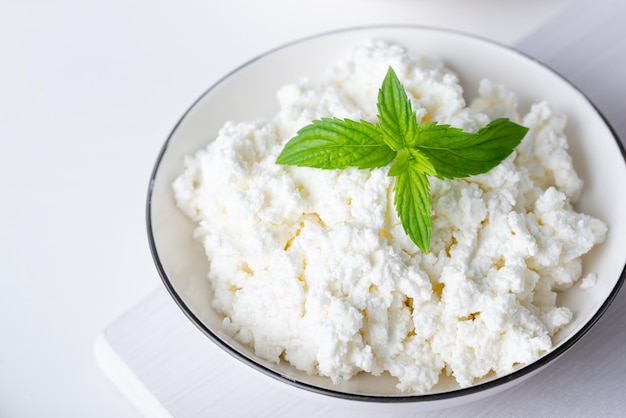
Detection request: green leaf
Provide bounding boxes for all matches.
[389,148,437,177]
[276,117,395,169]
[274,65,529,254]
[388,148,411,177]
[415,118,528,179]
[393,162,431,253]
[377,67,419,150]
[408,148,437,177]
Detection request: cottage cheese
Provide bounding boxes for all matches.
[173,41,607,393]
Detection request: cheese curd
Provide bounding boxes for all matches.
[173,41,607,393]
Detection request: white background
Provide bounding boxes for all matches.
[3,0,613,416]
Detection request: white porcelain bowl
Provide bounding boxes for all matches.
[147,25,626,408]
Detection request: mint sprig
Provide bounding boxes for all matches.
[276,67,528,253]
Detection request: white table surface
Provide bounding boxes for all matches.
[4,0,624,416]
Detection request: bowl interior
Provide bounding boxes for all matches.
[148,26,626,400]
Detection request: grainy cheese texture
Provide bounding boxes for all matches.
[173,41,607,393]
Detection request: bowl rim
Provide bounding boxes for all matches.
[146,23,626,403]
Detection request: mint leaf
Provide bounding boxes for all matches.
[407,148,437,177]
[276,65,528,253]
[377,67,419,150]
[389,148,437,177]
[415,119,528,178]
[388,148,411,177]
[276,117,395,169]
[391,161,431,253]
